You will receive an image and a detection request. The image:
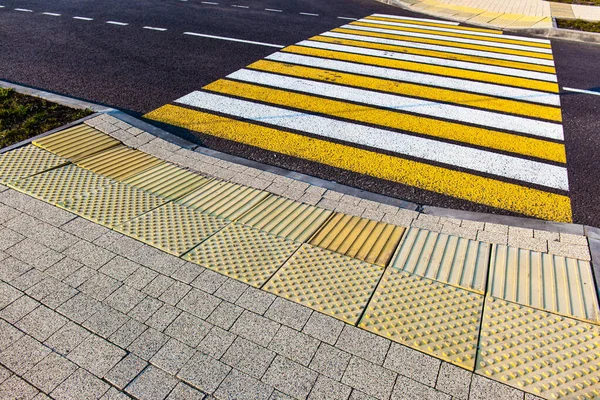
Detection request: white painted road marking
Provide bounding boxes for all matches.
[42,12,61,16]
[265,8,283,12]
[143,26,167,31]
[73,16,93,20]
[201,1,219,3]
[300,12,319,16]
[106,21,129,26]
[337,17,358,20]
[15,8,33,12]
[183,32,284,48]
[176,91,569,190]
[372,13,460,25]
[232,5,249,8]
[562,87,600,96]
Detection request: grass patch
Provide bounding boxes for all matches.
[557,18,600,32]
[0,88,93,149]
[550,0,600,6]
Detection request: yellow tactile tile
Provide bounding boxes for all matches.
[359,268,484,370]
[117,202,229,256]
[177,179,270,221]
[75,145,164,181]
[33,125,120,162]
[488,245,600,324]
[390,227,490,294]
[264,244,384,324]
[237,195,333,242]
[59,181,166,227]
[123,163,210,200]
[0,145,67,184]
[183,223,300,287]
[477,297,600,399]
[309,213,406,267]
[8,164,114,205]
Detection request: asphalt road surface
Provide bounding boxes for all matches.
[1,0,600,226]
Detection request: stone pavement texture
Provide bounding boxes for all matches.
[0,114,598,400]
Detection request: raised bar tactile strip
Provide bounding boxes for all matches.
[33,124,120,162]
[177,179,270,221]
[183,223,300,287]
[75,145,164,181]
[9,164,115,205]
[0,145,67,184]
[390,227,490,294]
[309,213,406,267]
[117,202,229,256]
[238,195,333,242]
[477,297,600,399]
[264,244,384,324]
[123,163,210,201]
[359,268,484,370]
[59,181,166,227]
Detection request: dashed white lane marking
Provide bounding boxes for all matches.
[73,16,93,20]
[106,21,129,26]
[183,32,284,48]
[232,5,249,8]
[299,12,319,16]
[42,12,61,16]
[201,1,219,3]
[15,8,33,12]
[562,87,600,96]
[265,8,283,12]
[144,26,167,31]
[337,17,357,20]
[176,91,569,190]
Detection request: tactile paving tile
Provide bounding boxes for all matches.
[264,244,384,324]
[489,245,600,324]
[309,213,406,267]
[75,145,164,181]
[177,179,270,221]
[0,145,67,184]
[390,227,490,294]
[59,181,166,227]
[238,195,333,242]
[123,163,210,200]
[477,297,600,399]
[33,124,120,162]
[183,223,300,287]
[117,202,229,256]
[9,164,115,205]
[359,268,484,370]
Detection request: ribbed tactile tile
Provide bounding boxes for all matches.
[264,244,384,324]
[390,227,490,294]
[489,245,600,324]
[359,268,484,370]
[59,182,166,227]
[117,202,229,256]
[238,195,333,242]
[33,125,120,162]
[477,297,600,399]
[177,180,270,221]
[309,213,406,267]
[75,145,164,181]
[123,163,210,200]
[0,145,67,184]
[9,164,114,205]
[183,223,300,287]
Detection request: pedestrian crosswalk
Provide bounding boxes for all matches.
[145,13,571,222]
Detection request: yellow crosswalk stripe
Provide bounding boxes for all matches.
[285,45,559,92]
[248,59,561,121]
[145,104,572,222]
[205,79,566,163]
[364,15,503,34]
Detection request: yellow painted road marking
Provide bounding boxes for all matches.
[364,15,503,34]
[322,32,555,74]
[249,59,561,122]
[206,79,566,163]
[144,105,572,222]
[352,21,552,49]
[285,45,559,93]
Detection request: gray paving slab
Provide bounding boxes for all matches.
[109,317,148,348]
[198,326,236,359]
[104,285,146,314]
[44,321,91,356]
[191,270,228,294]
[146,303,181,332]
[16,304,68,341]
[150,338,196,375]
[176,289,221,320]
[99,256,140,282]
[268,325,320,366]
[230,310,281,347]
[341,357,396,400]
[177,352,231,394]
[166,382,206,400]
[206,300,243,330]
[143,275,175,298]
[67,334,126,377]
[391,375,451,400]
[126,365,179,400]
[214,278,249,303]
[51,368,110,400]
[435,362,472,400]
[308,375,352,400]
[309,343,351,381]
[128,327,169,361]
[82,306,129,338]
[129,296,163,323]
[469,375,524,400]
[235,286,276,315]
[0,334,51,375]
[171,262,205,284]
[262,355,318,400]
[215,368,274,400]
[105,353,148,390]
[159,281,192,306]
[0,375,39,400]
[164,311,212,348]
[24,352,78,393]
[0,294,39,323]
[221,336,276,379]
[64,240,115,270]
[335,325,390,366]
[265,297,312,331]
[384,344,441,387]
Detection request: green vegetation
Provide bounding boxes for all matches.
[0,88,93,149]
[557,18,600,32]
[551,0,600,6]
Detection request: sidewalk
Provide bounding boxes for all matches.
[378,0,600,29]
[0,114,599,400]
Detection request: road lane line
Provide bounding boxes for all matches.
[265,8,282,12]
[106,21,129,25]
[226,69,563,139]
[252,58,562,121]
[15,8,33,12]
[145,104,572,222]
[183,32,284,48]
[300,12,319,16]
[73,16,93,20]
[144,26,167,31]
[267,52,560,106]
[201,1,219,3]
[42,12,61,16]
[294,42,559,92]
[337,17,358,20]
[371,13,460,25]
[562,87,600,96]
[175,91,569,190]
[206,78,566,162]
[232,5,249,8]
